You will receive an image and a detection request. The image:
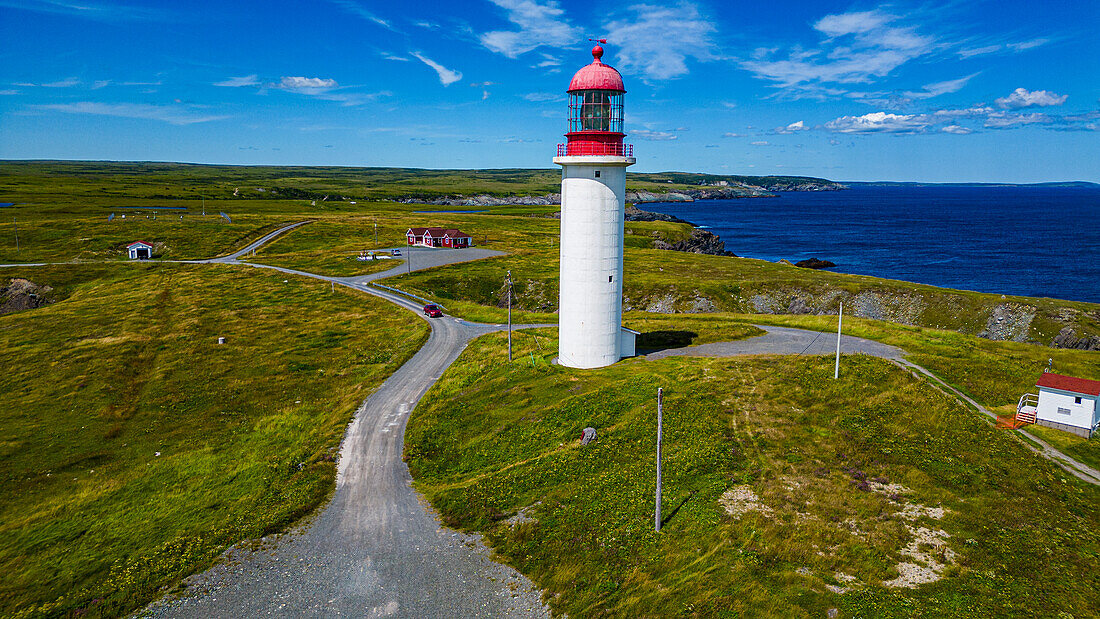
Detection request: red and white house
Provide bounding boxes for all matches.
[1017,372,1100,437]
[127,241,153,260]
[405,227,474,249]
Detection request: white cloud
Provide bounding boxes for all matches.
[604,3,717,80]
[632,129,678,141]
[823,111,929,134]
[480,0,580,58]
[411,52,462,86]
[958,37,1049,59]
[35,101,228,125]
[330,0,398,32]
[382,53,409,62]
[941,124,972,135]
[722,132,745,138]
[42,77,80,88]
[0,89,19,95]
[523,92,558,102]
[776,120,808,134]
[984,112,1051,129]
[277,76,338,91]
[214,75,260,88]
[741,9,934,93]
[995,87,1067,109]
[904,73,978,99]
[750,140,769,145]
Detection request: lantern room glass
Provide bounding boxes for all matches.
[569,90,624,133]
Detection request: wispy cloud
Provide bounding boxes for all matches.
[41,77,80,88]
[214,75,260,87]
[0,0,167,21]
[411,52,462,86]
[958,37,1049,59]
[741,9,934,95]
[382,53,409,62]
[632,129,678,141]
[604,2,717,81]
[0,89,19,95]
[904,73,979,99]
[91,80,111,89]
[34,102,228,125]
[942,124,972,135]
[480,0,581,58]
[329,0,399,32]
[275,76,339,93]
[984,111,1052,129]
[995,87,1067,109]
[523,92,558,102]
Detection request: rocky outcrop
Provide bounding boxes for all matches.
[978,303,1036,342]
[1052,327,1100,351]
[795,258,836,269]
[624,204,694,225]
[1,278,53,315]
[654,229,736,257]
[626,186,772,203]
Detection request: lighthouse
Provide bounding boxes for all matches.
[554,42,636,369]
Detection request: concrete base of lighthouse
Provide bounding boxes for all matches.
[554,154,636,369]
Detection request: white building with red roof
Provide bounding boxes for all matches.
[405,227,473,249]
[1017,372,1100,437]
[126,241,153,260]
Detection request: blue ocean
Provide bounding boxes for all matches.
[641,185,1100,304]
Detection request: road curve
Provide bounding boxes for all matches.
[147,232,550,617]
[141,221,1095,615]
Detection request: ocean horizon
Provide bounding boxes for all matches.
[641,185,1100,304]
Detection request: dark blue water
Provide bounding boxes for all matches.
[641,186,1100,303]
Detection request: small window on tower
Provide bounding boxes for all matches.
[594,170,601,178]
[1075,396,1083,404]
[609,275,613,282]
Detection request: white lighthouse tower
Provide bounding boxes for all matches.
[554,42,636,369]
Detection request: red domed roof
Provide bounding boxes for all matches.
[567,45,625,93]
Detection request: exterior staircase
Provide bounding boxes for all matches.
[1016,393,1039,424]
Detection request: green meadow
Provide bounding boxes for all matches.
[2,160,1099,618]
[405,328,1100,617]
[0,264,427,617]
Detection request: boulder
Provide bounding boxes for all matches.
[795,258,837,269]
[580,427,597,446]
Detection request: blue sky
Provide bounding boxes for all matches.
[1,0,1097,182]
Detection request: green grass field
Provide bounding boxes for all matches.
[3,160,1100,618]
[0,264,427,617]
[405,330,1100,617]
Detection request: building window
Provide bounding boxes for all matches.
[1075,396,1082,404]
[595,170,601,178]
[608,275,613,282]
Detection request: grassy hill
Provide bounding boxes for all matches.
[1,160,1098,617]
[404,328,1100,617]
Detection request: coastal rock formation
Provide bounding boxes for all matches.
[624,204,693,225]
[978,303,1036,342]
[657,229,736,257]
[626,186,772,203]
[1052,327,1100,351]
[1,278,53,316]
[795,258,837,269]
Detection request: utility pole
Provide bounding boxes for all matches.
[374,222,378,246]
[507,270,513,362]
[655,387,664,532]
[834,301,843,379]
[406,247,412,275]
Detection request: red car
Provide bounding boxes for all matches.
[422,304,443,318]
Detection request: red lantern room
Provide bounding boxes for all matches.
[558,42,633,157]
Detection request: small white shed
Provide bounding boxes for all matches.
[127,241,153,260]
[1019,373,1100,438]
[620,327,639,359]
